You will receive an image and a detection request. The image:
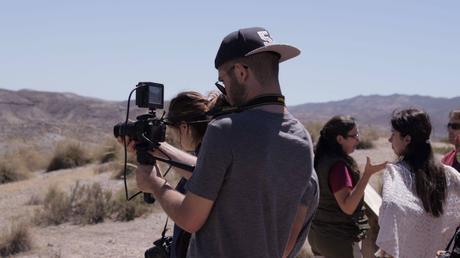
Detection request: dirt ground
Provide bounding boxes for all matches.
[0,164,169,258]
[0,138,450,258]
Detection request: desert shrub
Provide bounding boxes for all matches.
[303,121,324,144]
[355,126,380,150]
[0,222,33,256]
[46,141,92,172]
[15,146,51,172]
[0,158,29,184]
[111,183,152,221]
[94,138,122,164]
[35,181,151,225]
[34,185,72,225]
[69,182,112,224]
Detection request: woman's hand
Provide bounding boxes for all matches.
[117,136,136,153]
[363,157,387,178]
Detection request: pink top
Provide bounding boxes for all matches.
[442,149,460,172]
[328,161,354,193]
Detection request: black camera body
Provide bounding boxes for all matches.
[144,236,173,258]
[113,82,166,150]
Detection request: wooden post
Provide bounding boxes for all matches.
[362,185,382,258]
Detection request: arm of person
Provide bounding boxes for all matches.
[282,204,308,258]
[334,157,386,215]
[118,136,196,179]
[136,164,213,233]
[150,141,196,179]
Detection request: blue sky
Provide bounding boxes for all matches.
[1,1,459,105]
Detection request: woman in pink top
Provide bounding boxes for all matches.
[309,115,385,258]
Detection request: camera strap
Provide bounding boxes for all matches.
[161,217,169,238]
[207,94,285,118]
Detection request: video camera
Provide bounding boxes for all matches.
[113,82,167,204]
[113,82,166,154]
[113,82,195,204]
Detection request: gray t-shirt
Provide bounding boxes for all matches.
[186,109,314,258]
[287,171,319,258]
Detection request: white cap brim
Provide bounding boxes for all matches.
[245,44,301,63]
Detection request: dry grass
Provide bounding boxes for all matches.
[111,162,137,180]
[303,121,323,144]
[46,140,92,172]
[356,126,380,150]
[0,221,33,256]
[26,194,43,205]
[70,182,113,224]
[111,183,153,221]
[34,185,72,225]
[0,157,29,184]
[14,146,51,172]
[93,138,122,164]
[93,161,121,175]
[34,181,153,226]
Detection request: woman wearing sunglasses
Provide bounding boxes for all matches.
[442,109,460,172]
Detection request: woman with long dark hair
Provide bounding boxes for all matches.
[309,115,385,258]
[376,108,460,258]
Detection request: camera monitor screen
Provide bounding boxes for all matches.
[136,82,164,109]
[148,85,163,107]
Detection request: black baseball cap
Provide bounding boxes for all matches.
[214,27,301,69]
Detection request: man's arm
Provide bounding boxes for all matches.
[282,204,308,258]
[136,165,213,233]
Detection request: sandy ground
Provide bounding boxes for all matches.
[0,164,168,258]
[1,138,450,258]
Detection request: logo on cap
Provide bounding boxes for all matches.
[257,31,273,46]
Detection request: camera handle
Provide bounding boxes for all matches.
[136,149,157,204]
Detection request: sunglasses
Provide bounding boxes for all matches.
[447,122,460,130]
[346,133,360,139]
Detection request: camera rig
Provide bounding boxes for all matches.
[113,82,194,203]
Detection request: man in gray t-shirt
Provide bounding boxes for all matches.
[186,109,314,258]
[134,27,317,258]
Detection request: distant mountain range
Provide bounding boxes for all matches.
[289,94,460,138]
[1,88,458,151]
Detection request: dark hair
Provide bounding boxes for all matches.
[167,91,220,141]
[314,115,358,171]
[391,108,447,217]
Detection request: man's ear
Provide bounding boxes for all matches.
[234,63,249,82]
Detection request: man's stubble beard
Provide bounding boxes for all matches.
[227,74,248,107]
